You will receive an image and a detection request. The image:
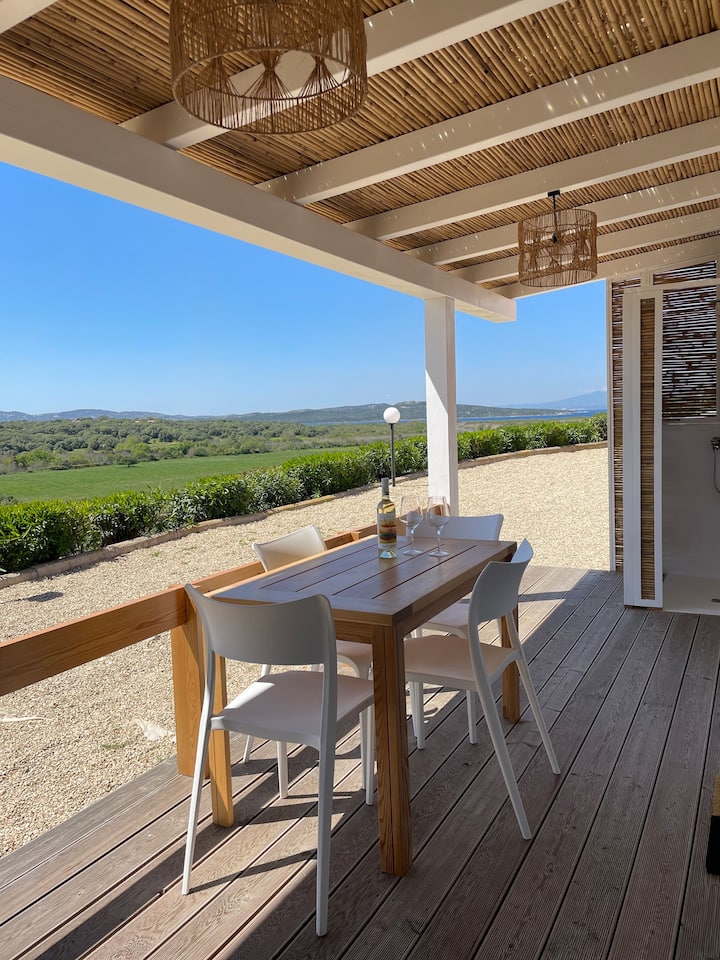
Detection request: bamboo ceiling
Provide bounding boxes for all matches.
[0,0,717,301]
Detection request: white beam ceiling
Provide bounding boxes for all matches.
[0,74,514,322]
[459,209,720,284]
[409,172,720,266]
[0,0,54,33]
[350,117,720,241]
[122,0,562,150]
[263,32,720,205]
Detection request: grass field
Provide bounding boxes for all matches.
[0,448,345,502]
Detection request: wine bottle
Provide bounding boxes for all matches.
[376,477,397,559]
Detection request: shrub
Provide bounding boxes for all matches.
[0,414,607,573]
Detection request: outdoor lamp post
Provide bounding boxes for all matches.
[383,406,401,486]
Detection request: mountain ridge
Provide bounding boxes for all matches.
[0,392,606,425]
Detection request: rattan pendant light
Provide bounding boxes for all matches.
[518,190,598,287]
[169,0,367,134]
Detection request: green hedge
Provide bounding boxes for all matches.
[0,414,606,573]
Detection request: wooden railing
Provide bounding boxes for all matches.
[0,523,376,824]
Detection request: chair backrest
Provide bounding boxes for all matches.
[468,542,533,627]
[185,584,336,670]
[252,524,327,571]
[413,513,504,541]
[512,538,533,564]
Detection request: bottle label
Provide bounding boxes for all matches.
[378,512,397,546]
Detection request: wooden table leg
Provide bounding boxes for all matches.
[208,654,234,826]
[501,606,520,722]
[170,601,203,777]
[371,624,413,875]
[170,600,234,826]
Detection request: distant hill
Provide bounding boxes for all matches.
[0,408,180,422]
[233,401,562,424]
[0,402,562,425]
[517,390,607,411]
[0,396,605,425]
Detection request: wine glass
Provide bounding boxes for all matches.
[425,495,449,556]
[399,495,423,555]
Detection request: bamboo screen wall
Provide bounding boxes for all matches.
[611,260,718,571]
[611,278,641,571]
[655,261,718,421]
[640,297,656,601]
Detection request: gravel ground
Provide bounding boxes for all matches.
[0,445,609,857]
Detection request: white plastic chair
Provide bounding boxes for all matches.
[404,542,559,839]
[408,514,504,742]
[182,585,375,936]
[247,525,374,795]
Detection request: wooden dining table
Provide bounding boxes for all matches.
[215,534,517,876]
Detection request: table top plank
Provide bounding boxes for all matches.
[219,537,515,630]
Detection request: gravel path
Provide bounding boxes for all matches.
[0,445,609,856]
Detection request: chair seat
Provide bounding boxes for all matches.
[422,599,471,638]
[337,640,373,676]
[404,632,512,690]
[217,670,375,750]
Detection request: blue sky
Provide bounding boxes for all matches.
[0,162,607,415]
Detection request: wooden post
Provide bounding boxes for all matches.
[170,591,204,777]
[208,654,234,826]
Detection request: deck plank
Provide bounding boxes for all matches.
[396,584,646,960]
[2,569,718,960]
[607,612,720,960]
[539,610,698,960]
[674,615,720,960]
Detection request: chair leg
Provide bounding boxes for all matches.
[409,680,425,747]
[182,721,212,895]
[362,707,375,805]
[243,663,273,763]
[516,656,560,774]
[277,741,289,799]
[504,615,560,775]
[465,691,478,744]
[475,671,531,840]
[315,742,335,936]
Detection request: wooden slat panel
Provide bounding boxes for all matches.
[611,276,642,571]
[640,296,656,601]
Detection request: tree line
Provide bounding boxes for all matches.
[0,417,424,473]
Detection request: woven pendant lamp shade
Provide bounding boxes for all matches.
[169,0,367,134]
[518,191,598,287]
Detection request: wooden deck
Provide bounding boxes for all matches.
[2,565,719,960]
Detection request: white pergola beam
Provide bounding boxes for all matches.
[0,0,55,33]
[459,209,720,284]
[0,75,514,322]
[500,236,720,298]
[351,117,720,241]
[410,172,720,266]
[263,32,720,205]
[122,0,561,150]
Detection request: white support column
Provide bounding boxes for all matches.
[425,297,459,511]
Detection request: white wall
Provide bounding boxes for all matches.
[662,420,720,577]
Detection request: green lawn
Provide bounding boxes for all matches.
[0,449,345,502]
